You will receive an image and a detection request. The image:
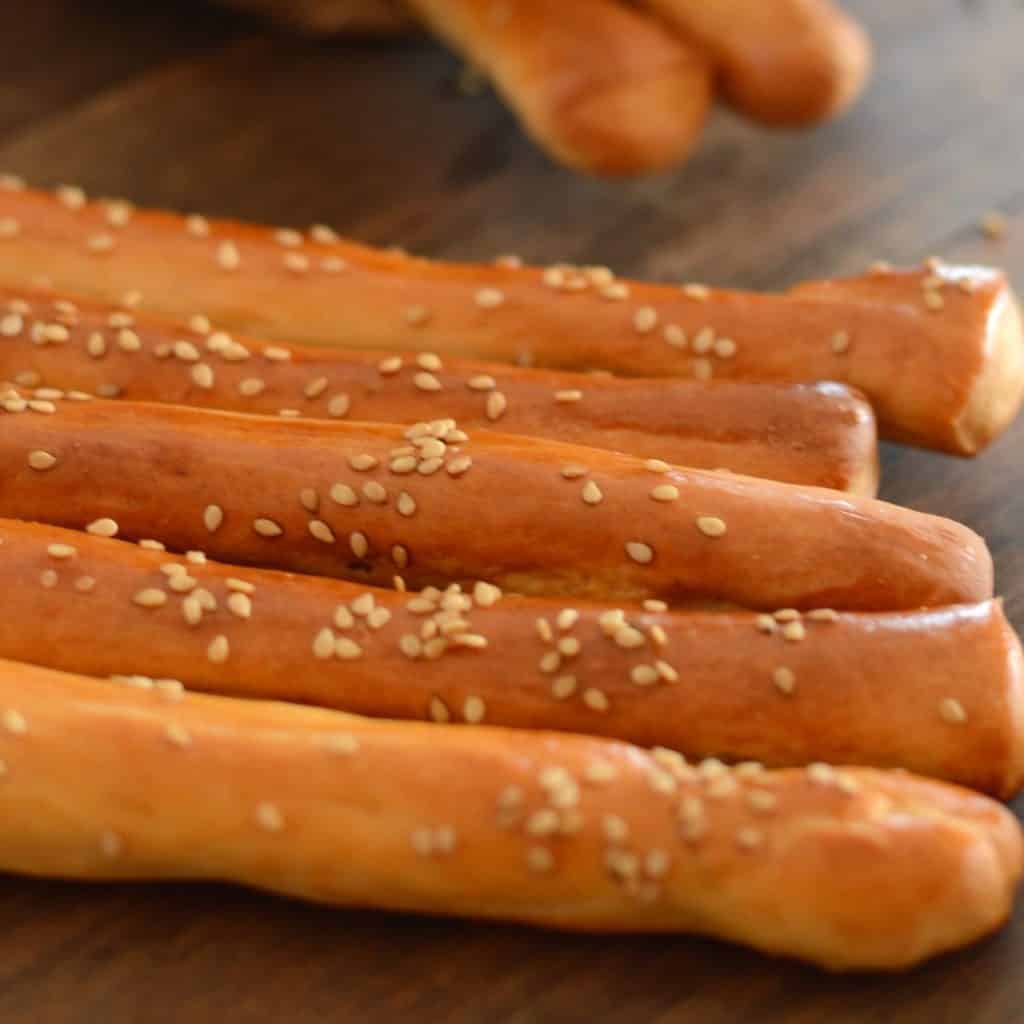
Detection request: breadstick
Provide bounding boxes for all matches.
[0,286,879,492]
[0,390,990,609]
[0,658,1019,969]
[217,0,413,33]
[0,182,1018,451]
[0,519,1019,795]
[401,0,713,174]
[639,0,872,125]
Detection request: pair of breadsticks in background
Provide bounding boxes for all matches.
[0,180,1022,970]
[218,0,873,173]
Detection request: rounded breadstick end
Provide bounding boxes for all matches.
[718,4,873,126]
[771,773,1023,970]
[954,284,1024,455]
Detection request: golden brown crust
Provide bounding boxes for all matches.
[0,183,1017,451]
[639,0,872,125]
[0,392,991,609]
[0,658,1018,969]
[0,519,1019,794]
[0,286,878,493]
[403,0,713,175]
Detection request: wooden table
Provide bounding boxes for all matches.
[1,1,1022,1019]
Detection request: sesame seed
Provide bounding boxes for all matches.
[644,599,668,613]
[650,485,679,502]
[86,233,115,253]
[308,519,336,544]
[539,651,561,674]
[173,340,200,362]
[773,609,800,622]
[28,450,58,471]
[133,589,167,609]
[807,608,840,622]
[602,814,629,843]
[475,287,505,309]
[397,492,417,517]
[447,456,472,477]
[226,578,254,593]
[0,174,24,191]
[99,830,122,858]
[74,576,96,593]
[781,621,806,642]
[255,802,284,832]
[207,635,230,664]
[335,637,363,660]
[462,696,486,723]
[0,313,22,335]
[772,667,796,695]
[924,290,944,311]
[227,592,252,619]
[86,517,119,538]
[555,389,583,403]
[117,329,141,352]
[2,709,27,734]
[56,184,87,209]
[830,331,850,354]
[335,605,355,629]
[747,790,777,813]
[191,363,214,389]
[939,697,968,724]
[299,488,319,513]
[139,540,166,551]
[581,481,603,505]
[216,241,241,270]
[625,541,654,564]
[630,665,660,686]
[467,375,496,391]
[644,459,671,473]
[981,211,1008,240]
[551,675,577,699]
[312,628,335,660]
[693,358,713,381]
[633,306,658,333]
[696,516,727,538]
[682,284,709,300]
[485,391,507,421]
[186,215,210,237]
[238,378,265,397]
[428,696,450,723]
[321,733,359,756]
[556,609,578,631]
[203,505,224,533]
[473,581,502,607]
[736,827,763,850]
[413,371,441,392]
[165,723,192,748]
[330,483,359,507]
[252,517,282,539]
[348,454,379,472]
[526,846,554,873]
[582,688,609,712]
[323,393,350,418]
[349,532,369,558]
[47,543,77,560]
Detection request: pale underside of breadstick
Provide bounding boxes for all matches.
[0,391,991,610]
[0,286,880,493]
[403,0,714,175]
[0,658,1019,970]
[1,519,1020,795]
[0,183,1018,452]
[638,0,872,125]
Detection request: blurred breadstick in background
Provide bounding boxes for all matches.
[638,0,872,124]
[403,0,713,175]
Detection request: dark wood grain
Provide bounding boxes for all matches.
[1,0,1023,1019]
